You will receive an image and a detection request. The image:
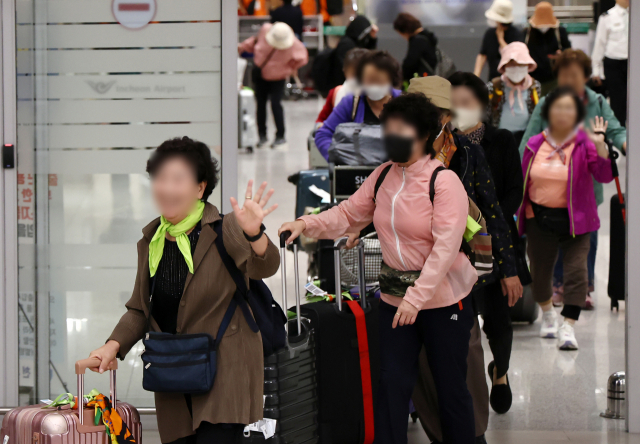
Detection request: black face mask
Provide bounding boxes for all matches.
[384,134,414,164]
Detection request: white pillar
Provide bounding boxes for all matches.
[626,0,640,432]
[220,0,238,214]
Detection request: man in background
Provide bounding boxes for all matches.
[271,0,304,39]
[591,0,629,126]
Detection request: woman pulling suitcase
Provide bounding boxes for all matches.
[280,93,478,444]
[88,137,280,443]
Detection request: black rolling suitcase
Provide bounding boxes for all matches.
[608,193,626,310]
[296,236,379,444]
[242,236,319,444]
[510,285,539,323]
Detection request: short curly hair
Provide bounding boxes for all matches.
[379,93,441,157]
[147,136,219,201]
[541,86,586,128]
[356,50,402,88]
[553,48,592,78]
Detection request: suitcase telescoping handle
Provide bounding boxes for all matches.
[279,231,302,334]
[334,237,368,311]
[74,357,118,424]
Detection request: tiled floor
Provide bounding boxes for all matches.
[47,97,634,443]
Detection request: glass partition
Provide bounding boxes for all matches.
[16,0,223,405]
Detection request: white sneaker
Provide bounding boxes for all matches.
[558,322,579,350]
[540,309,559,338]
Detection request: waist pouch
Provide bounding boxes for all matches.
[531,202,570,237]
[142,332,219,394]
[378,261,421,298]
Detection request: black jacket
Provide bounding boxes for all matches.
[479,125,523,220]
[270,4,303,38]
[526,26,572,84]
[450,133,518,279]
[402,29,438,83]
[330,16,377,88]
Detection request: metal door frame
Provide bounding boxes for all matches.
[0,0,19,407]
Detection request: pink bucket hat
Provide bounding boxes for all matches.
[498,42,537,73]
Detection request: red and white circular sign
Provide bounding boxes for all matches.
[112,0,156,29]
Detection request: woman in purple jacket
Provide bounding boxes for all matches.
[315,50,402,161]
[519,86,613,350]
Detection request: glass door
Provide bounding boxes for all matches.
[12,0,234,406]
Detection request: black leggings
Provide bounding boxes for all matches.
[165,422,243,444]
[477,280,513,379]
[254,68,286,139]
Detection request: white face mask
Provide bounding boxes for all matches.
[487,19,498,28]
[452,108,483,132]
[504,66,529,84]
[536,26,551,33]
[363,84,391,101]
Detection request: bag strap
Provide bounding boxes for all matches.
[259,48,278,69]
[212,217,260,334]
[146,276,157,332]
[420,56,436,76]
[351,93,361,121]
[429,165,475,261]
[525,27,531,45]
[345,300,375,444]
[429,166,446,205]
[555,27,563,51]
[373,164,392,202]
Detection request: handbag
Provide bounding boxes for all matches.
[141,219,260,394]
[531,202,571,237]
[420,48,457,79]
[328,122,387,166]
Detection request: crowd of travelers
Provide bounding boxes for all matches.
[87,1,628,443]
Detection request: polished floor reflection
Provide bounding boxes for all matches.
[58,98,631,442]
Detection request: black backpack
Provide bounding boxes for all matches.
[312,47,336,98]
[213,216,287,356]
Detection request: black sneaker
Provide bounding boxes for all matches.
[257,136,268,147]
[271,137,287,148]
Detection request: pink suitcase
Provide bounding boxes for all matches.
[1,358,142,444]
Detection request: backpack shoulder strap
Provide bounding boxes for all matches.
[212,216,259,333]
[524,26,531,45]
[555,27,563,50]
[351,93,361,121]
[429,166,446,205]
[373,164,393,202]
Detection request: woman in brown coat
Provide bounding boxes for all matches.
[88,137,280,443]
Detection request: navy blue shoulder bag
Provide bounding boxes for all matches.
[141,216,286,394]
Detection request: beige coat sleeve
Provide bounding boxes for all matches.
[107,243,148,358]
[222,212,280,280]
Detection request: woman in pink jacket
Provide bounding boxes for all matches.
[280,94,478,444]
[239,22,308,148]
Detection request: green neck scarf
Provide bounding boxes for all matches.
[149,200,205,277]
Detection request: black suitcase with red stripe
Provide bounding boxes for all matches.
[295,236,380,444]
